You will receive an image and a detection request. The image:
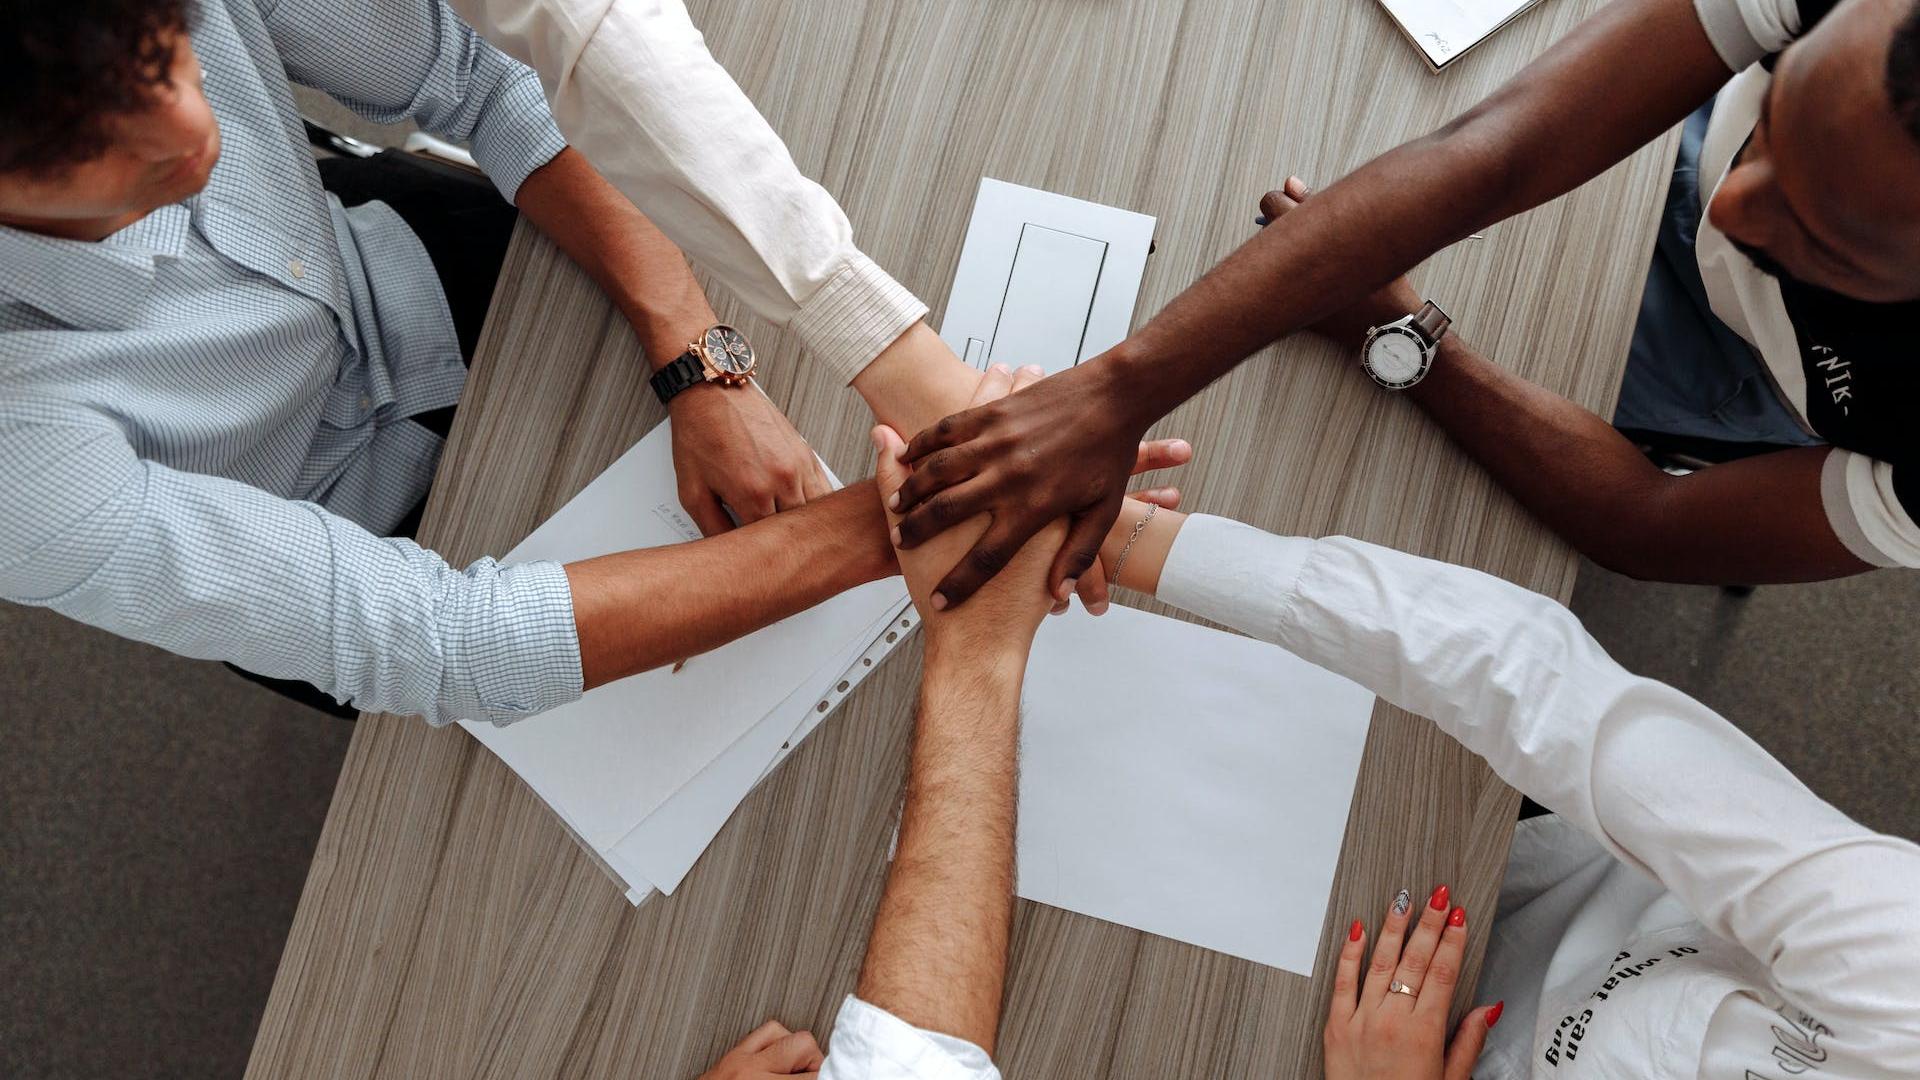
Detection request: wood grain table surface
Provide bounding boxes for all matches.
[248,1,1678,1076]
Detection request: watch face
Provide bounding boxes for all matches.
[1366,328,1426,385]
[704,325,755,376]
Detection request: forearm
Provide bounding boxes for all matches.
[514,147,715,366]
[1409,337,1867,582]
[1100,0,1727,427]
[566,481,893,689]
[850,323,985,436]
[855,639,1025,1052]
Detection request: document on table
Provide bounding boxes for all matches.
[939,178,1155,375]
[461,418,911,902]
[1017,602,1376,976]
[1375,0,1550,71]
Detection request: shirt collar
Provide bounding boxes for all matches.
[0,202,193,330]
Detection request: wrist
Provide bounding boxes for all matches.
[924,630,1029,682]
[629,306,717,373]
[1083,343,1162,434]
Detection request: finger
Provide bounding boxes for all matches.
[902,404,987,466]
[684,489,736,538]
[1328,917,1366,1026]
[1048,494,1122,603]
[1443,1004,1501,1080]
[1131,437,1193,476]
[1388,884,1452,1007]
[1009,364,1045,394]
[1361,886,1416,1007]
[894,476,993,550]
[734,494,777,526]
[1417,901,1471,1022]
[1257,188,1292,222]
[871,425,910,513]
[1285,175,1313,199]
[758,1030,824,1073]
[1129,485,1182,510]
[929,516,1040,612]
[1075,553,1110,615]
[737,1019,792,1054]
[969,363,1014,408]
[888,444,979,519]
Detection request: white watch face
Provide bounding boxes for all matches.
[704,325,754,376]
[1366,329,1425,385]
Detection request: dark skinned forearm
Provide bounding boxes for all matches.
[566,481,895,689]
[1408,337,1870,584]
[1103,0,1731,424]
[855,639,1024,1052]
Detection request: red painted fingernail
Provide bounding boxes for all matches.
[1349,919,1364,942]
[1486,1001,1505,1028]
[1448,905,1467,928]
[1429,884,1450,911]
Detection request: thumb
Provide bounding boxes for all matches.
[871,425,909,520]
[1443,1003,1501,1080]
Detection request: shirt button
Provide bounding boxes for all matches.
[288,258,306,280]
[359,396,372,411]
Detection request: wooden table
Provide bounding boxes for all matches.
[248,1,1677,1075]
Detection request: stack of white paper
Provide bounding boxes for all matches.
[461,419,913,904]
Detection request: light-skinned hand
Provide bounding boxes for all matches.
[697,1019,824,1080]
[1324,884,1500,1080]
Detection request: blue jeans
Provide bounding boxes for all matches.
[1613,102,1820,448]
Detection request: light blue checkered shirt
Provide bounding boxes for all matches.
[0,0,580,725]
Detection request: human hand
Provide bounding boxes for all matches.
[875,365,1065,652]
[670,381,832,536]
[1324,884,1500,1080]
[888,360,1190,613]
[697,1020,824,1079]
[1258,177,1423,349]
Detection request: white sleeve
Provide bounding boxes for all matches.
[444,0,927,382]
[818,997,1001,1080]
[1820,448,1920,568]
[1693,0,1806,70]
[1156,514,1920,1064]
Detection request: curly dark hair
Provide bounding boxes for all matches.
[0,0,193,177]
[1890,0,1920,146]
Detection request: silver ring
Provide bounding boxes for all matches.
[1387,980,1417,998]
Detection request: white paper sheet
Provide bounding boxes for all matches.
[940,178,1155,375]
[1377,0,1546,69]
[1017,603,1376,975]
[460,421,909,853]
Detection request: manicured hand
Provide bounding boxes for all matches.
[1324,884,1500,1080]
[888,362,1188,613]
[671,381,832,536]
[875,364,1064,646]
[697,1019,824,1079]
[1258,177,1423,348]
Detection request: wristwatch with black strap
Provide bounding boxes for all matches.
[1360,300,1451,390]
[650,324,758,406]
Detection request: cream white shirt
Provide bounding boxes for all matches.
[444,0,928,383]
[1155,515,1920,1079]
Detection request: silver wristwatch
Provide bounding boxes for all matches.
[1360,300,1451,390]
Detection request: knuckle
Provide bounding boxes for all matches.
[927,493,962,525]
[967,545,1009,575]
[1064,548,1098,574]
[1428,960,1460,988]
[1368,956,1396,978]
[1402,952,1429,976]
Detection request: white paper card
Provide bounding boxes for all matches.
[940,178,1155,374]
[1017,603,1376,975]
[460,421,908,852]
[1377,0,1546,69]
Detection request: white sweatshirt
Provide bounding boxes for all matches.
[1155,516,1920,1079]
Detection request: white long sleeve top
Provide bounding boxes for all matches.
[443,0,928,383]
[1155,515,1920,1078]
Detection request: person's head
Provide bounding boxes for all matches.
[0,0,219,240]
[1707,0,1920,302]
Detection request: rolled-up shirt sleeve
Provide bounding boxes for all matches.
[818,997,1001,1080]
[1819,447,1920,568]
[0,407,582,726]
[1692,0,1807,71]
[446,0,929,382]
[260,0,568,201]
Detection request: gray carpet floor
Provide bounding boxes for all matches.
[3,562,1913,1079]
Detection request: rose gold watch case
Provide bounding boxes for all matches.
[690,324,758,387]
